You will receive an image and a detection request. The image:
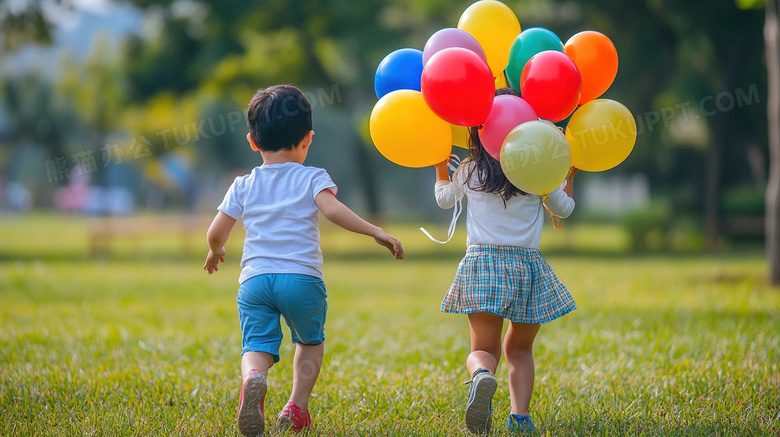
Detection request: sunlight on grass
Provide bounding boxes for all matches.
[1,213,778,436]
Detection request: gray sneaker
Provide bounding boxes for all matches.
[464,369,497,434]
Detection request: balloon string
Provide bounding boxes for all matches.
[420,154,463,244]
[542,195,563,230]
[446,153,461,172]
[420,199,462,244]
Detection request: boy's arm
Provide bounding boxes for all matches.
[204,211,238,274]
[315,189,404,260]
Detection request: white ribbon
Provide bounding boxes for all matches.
[420,154,463,244]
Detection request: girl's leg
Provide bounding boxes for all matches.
[466,312,504,374]
[241,351,274,378]
[464,312,503,434]
[288,342,324,412]
[503,322,541,415]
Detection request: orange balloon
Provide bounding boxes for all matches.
[564,31,618,105]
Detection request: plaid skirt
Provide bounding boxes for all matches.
[441,245,576,324]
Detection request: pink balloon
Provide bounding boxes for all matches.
[423,28,487,66]
[478,95,538,159]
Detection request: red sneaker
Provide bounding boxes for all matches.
[276,401,312,433]
[237,369,266,437]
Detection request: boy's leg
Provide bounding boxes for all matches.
[288,342,324,411]
[503,322,541,415]
[236,275,284,436]
[238,352,273,437]
[242,351,275,378]
[275,274,327,414]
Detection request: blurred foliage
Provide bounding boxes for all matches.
[722,185,766,217]
[620,201,673,251]
[0,0,770,220]
[0,0,63,52]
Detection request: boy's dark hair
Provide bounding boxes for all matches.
[246,85,312,152]
[466,86,530,204]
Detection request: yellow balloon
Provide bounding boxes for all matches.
[494,72,509,90]
[565,99,637,172]
[451,124,471,149]
[370,90,452,168]
[500,121,571,196]
[458,1,522,77]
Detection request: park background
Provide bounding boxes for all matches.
[1,0,778,435]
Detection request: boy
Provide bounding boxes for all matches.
[204,84,404,436]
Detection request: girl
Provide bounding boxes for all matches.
[433,113,577,434]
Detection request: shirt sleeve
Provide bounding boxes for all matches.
[311,168,338,198]
[434,163,466,209]
[217,176,245,220]
[543,181,575,218]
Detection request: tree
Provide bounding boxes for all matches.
[118,0,457,216]
[736,0,780,285]
[0,0,61,53]
[764,0,780,285]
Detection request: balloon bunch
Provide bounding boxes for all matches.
[369,0,637,196]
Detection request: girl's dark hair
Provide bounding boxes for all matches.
[465,87,530,204]
[246,84,312,152]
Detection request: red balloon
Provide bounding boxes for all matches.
[520,50,582,122]
[421,47,495,127]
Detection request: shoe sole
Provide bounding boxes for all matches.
[465,375,497,435]
[238,376,267,437]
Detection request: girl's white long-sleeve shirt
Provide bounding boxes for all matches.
[435,159,574,248]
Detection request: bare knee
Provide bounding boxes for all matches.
[503,341,533,357]
[503,323,540,356]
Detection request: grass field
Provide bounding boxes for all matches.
[1,213,778,436]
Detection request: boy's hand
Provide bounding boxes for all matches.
[373,230,404,260]
[204,248,226,274]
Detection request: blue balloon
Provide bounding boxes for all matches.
[374,48,424,99]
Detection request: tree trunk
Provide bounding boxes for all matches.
[704,44,744,251]
[766,0,780,286]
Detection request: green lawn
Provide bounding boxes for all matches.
[1,213,778,436]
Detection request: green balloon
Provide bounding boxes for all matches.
[500,120,571,196]
[505,28,565,91]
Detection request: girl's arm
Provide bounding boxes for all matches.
[434,159,450,182]
[315,190,404,259]
[544,167,578,218]
[433,159,464,209]
[563,167,578,198]
[204,211,237,274]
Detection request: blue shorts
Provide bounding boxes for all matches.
[237,273,327,363]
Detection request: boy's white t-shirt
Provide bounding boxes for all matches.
[434,159,575,249]
[218,162,337,283]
